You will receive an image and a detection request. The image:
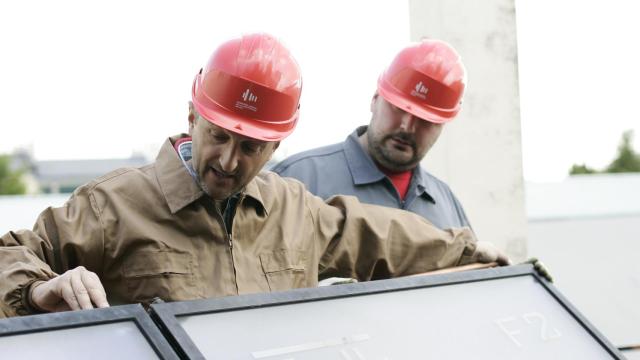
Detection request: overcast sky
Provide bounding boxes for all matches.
[516,0,640,181]
[1,0,638,182]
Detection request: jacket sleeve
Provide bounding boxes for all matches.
[0,186,105,316]
[309,193,478,281]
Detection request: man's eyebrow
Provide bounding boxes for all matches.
[239,136,266,145]
[245,140,267,148]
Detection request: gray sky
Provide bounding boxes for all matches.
[516,0,640,181]
[1,0,638,182]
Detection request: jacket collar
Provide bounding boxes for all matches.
[243,174,269,216]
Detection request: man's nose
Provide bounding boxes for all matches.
[399,112,418,132]
[218,146,239,174]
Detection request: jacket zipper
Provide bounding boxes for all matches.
[215,199,238,294]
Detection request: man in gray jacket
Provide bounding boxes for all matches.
[273,39,470,231]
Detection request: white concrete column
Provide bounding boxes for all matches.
[409,0,527,260]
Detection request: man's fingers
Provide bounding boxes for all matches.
[29,267,109,313]
[521,257,553,282]
[53,301,72,313]
[496,253,511,266]
[474,241,511,266]
[473,242,493,263]
[82,271,110,308]
[533,260,553,282]
[59,277,81,311]
[71,268,94,310]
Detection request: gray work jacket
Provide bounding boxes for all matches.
[272,126,471,230]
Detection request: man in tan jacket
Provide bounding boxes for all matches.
[0,33,508,317]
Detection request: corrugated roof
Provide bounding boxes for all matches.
[526,173,640,221]
[34,156,149,183]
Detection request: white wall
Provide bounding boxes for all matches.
[525,174,640,348]
[528,215,640,347]
[409,0,527,261]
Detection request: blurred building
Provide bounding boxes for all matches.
[10,149,149,194]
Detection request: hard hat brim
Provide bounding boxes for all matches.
[192,98,297,142]
[377,77,458,124]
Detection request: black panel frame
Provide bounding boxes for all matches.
[0,303,178,359]
[150,264,623,360]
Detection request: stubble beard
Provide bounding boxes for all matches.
[194,172,213,197]
[367,130,420,172]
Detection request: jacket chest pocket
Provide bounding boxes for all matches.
[123,250,198,304]
[260,250,307,291]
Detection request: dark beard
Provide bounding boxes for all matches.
[367,130,419,172]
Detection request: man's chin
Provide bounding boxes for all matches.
[197,181,227,200]
[381,144,412,159]
[383,153,414,167]
[379,156,417,172]
[206,187,233,200]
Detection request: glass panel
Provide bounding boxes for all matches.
[178,276,615,359]
[0,321,159,359]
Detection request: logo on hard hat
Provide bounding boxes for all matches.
[242,88,258,103]
[410,81,429,100]
[236,88,259,113]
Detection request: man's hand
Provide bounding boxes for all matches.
[471,241,511,266]
[30,266,109,313]
[522,257,553,282]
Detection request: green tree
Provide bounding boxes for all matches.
[569,130,640,175]
[605,130,640,173]
[0,154,26,195]
[569,163,598,175]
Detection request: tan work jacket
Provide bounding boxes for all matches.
[0,135,477,316]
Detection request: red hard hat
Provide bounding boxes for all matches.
[377,39,466,123]
[192,33,302,141]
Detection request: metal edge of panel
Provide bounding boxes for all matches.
[149,265,534,359]
[532,271,625,359]
[150,304,204,360]
[132,306,181,360]
[0,303,179,360]
[150,264,626,359]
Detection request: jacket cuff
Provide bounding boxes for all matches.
[456,234,478,266]
[23,280,49,314]
[8,279,49,316]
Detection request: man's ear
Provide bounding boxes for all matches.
[188,101,196,135]
[269,141,280,158]
[370,92,379,113]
